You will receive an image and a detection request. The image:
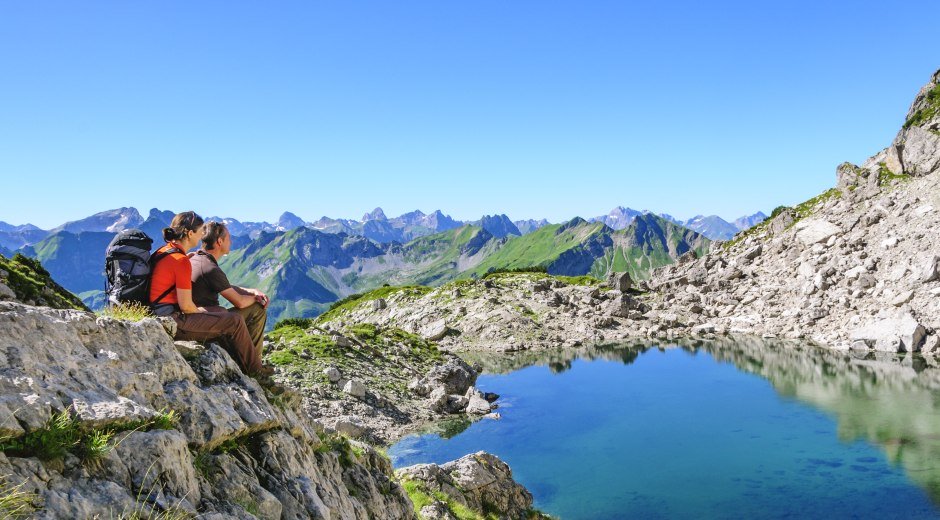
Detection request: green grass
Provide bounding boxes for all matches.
[0,476,37,519]
[400,478,496,520]
[792,188,842,219]
[0,407,181,463]
[98,302,153,321]
[0,409,80,461]
[903,83,940,129]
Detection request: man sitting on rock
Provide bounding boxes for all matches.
[191,221,270,373]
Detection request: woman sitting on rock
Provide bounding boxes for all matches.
[149,211,271,379]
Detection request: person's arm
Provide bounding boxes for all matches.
[220,287,258,309]
[176,288,206,314]
[232,286,269,308]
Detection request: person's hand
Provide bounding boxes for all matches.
[254,292,269,308]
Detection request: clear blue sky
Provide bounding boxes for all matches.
[1,1,938,229]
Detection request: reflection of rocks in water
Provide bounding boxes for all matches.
[422,415,473,439]
[459,341,653,375]
[461,337,940,504]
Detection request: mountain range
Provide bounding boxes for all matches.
[588,206,767,241]
[0,204,758,321]
[0,205,764,250]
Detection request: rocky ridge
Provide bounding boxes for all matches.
[646,69,940,352]
[316,273,643,352]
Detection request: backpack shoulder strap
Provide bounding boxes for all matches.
[149,246,185,305]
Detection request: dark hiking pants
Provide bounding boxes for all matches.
[173,308,262,375]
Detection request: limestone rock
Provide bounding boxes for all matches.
[606,272,633,292]
[343,379,367,398]
[423,319,451,341]
[0,302,416,519]
[397,452,535,520]
[323,366,341,383]
[794,219,841,246]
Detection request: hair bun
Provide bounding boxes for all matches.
[162,227,179,242]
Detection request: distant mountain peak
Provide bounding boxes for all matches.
[477,214,521,239]
[51,207,144,235]
[362,207,388,221]
[277,212,306,231]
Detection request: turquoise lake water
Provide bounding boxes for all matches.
[388,340,940,519]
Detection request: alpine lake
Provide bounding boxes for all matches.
[388,338,940,519]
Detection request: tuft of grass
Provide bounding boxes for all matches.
[400,478,488,520]
[233,495,260,516]
[78,428,114,464]
[192,450,212,479]
[0,476,37,519]
[150,409,180,430]
[481,266,548,279]
[1,407,182,463]
[111,461,194,519]
[792,187,841,220]
[272,317,315,331]
[98,302,153,322]
[555,275,602,286]
[0,409,80,461]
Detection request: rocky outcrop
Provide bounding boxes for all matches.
[0,302,414,518]
[397,452,547,520]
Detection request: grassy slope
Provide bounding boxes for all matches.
[463,219,607,278]
[590,214,711,281]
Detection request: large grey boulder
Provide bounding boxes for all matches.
[851,312,926,352]
[420,358,477,395]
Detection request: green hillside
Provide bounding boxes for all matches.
[589,214,712,281]
[463,218,609,278]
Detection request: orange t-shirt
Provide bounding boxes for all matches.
[149,244,192,305]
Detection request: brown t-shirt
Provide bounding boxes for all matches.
[190,250,232,307]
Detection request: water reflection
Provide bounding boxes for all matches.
[461,338,940,502]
